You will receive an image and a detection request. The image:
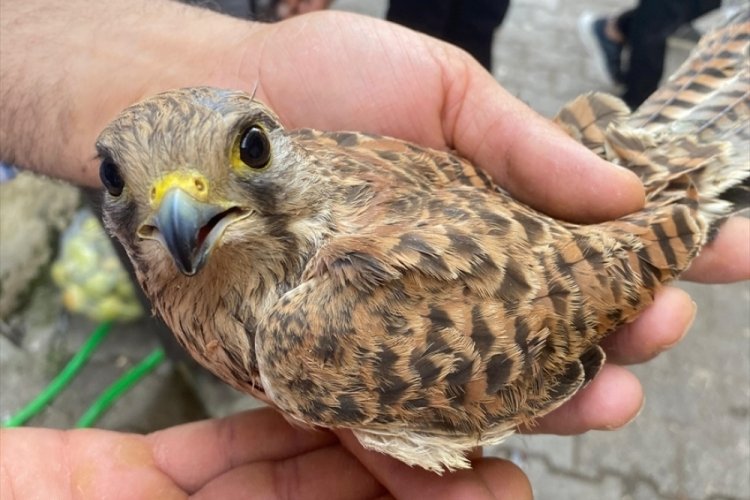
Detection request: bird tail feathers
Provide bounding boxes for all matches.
[556,8,749,232]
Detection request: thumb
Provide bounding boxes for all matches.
[445,67,645,223]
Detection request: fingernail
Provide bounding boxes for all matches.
[623,395,647,428]
[661,300,697,352]
[601,395,646,431]
[629,395,646,424]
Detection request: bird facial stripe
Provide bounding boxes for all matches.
[149,171,210,208]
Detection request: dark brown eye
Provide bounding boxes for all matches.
[100,157,124,196]
[239,126,271,169]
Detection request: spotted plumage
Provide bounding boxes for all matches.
[98,11,749,472]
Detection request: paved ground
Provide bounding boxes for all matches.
[1,0,748,498]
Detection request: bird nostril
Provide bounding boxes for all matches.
[194,177,206,192]
[150,187,157,202]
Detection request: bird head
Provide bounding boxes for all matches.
[97,87,329,280]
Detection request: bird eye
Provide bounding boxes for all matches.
[100,156,125,197]
[238,126,271,169]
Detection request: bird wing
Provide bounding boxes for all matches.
[254,184,619,436]
[258,119,705,438]
[292,129,498,191]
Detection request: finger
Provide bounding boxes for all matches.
[193,444,385,500]
[440,63,645,223]
[601,286,696,365]
[523,364,643,435]
[681,216,750,282]
[1,428,184,499]
[0,428,75,498]
[147,408,337,493]
[466,447,483,461]
[337,431,532,500]
[473,459,533,500]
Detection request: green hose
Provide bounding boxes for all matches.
[76,348,165,428]
[2,321,113,428]
[2,322,167,429]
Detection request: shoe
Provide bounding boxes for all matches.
[578,12,624,86]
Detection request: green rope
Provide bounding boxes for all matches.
[2,321,113,428]
[75,348,166,428]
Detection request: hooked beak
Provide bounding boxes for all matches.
[138,188,246,276]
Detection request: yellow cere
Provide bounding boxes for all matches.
[150,170,210,208]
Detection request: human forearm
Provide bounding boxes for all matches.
[0,0,261,186]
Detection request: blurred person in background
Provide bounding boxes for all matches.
[386,0,510,70]
[579,0,721,109]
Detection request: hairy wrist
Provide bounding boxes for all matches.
[0,0,264,186]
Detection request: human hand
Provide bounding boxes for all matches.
[1,0,747,444]
[0,408,532,499]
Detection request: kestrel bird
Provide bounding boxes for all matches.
[98,11,749,472]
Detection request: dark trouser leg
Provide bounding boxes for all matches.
[386,0,453,40]
[443,0,510,70]
[615,9,636,36]
[622,0,720,109]
[387,0,510,71]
